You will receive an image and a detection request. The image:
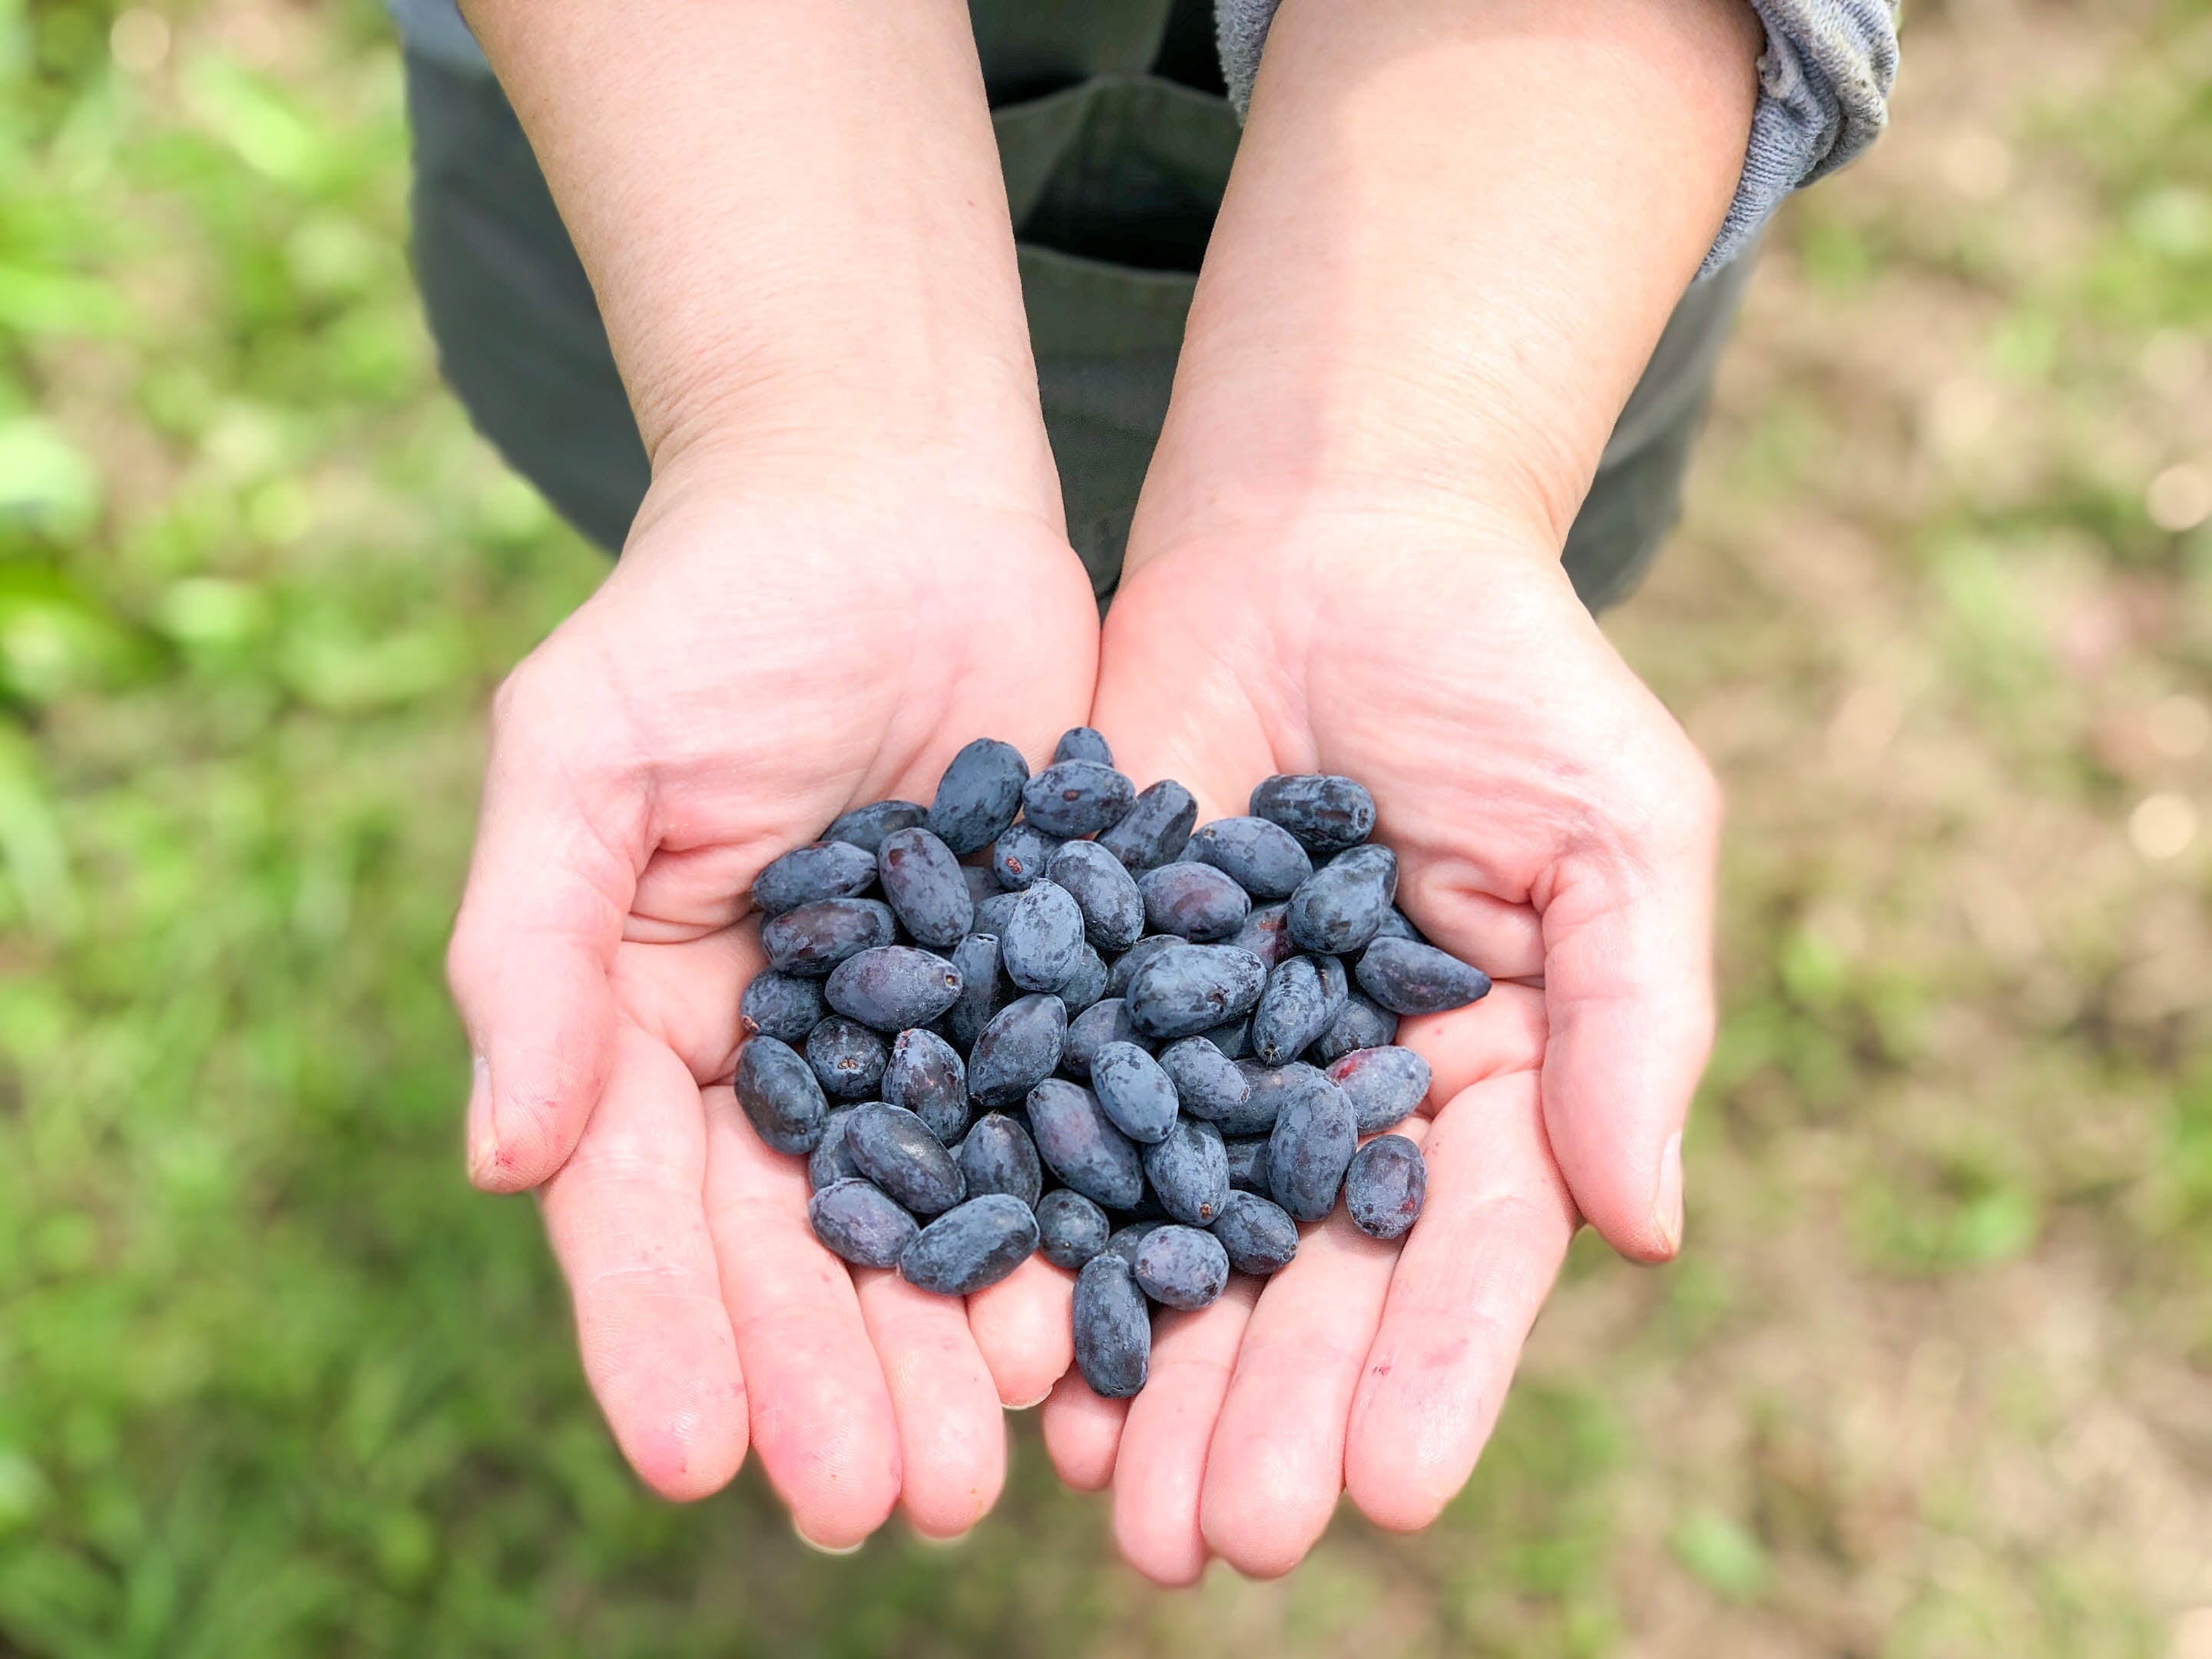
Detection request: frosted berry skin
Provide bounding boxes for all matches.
[1051,944,1110,1015]
[1247,773,1378,856]
[1185,816,1313,900]
[1369,906,1427,945]
[1027,1078,1147,1210]
[1344,1134,1428,1240]
[805,1015,889,1101]
[1036,1189,1111,1270]
[1222,1059,1331,1138]
[739,970,827,1045]
[973,891,1021,937]
[1285,843,1398,955]
[1197,1016,1250,1061]
[1326,1045,1433,1134]
[1267,1073,1359,1222]
[927,737,1029,856]
[1097,778,1198,871]
[1048,839,1147,952]
[824,945,964,1033]
[807,1107,861,1191]
[1134,1224,1230,1310]
[807,1179,920,1269]
[1250,955,1336,1066]
[1090,1041,1181,1144]
[1211,1190,1299,1275]
[1051,726,1114,767]
[881,1028,969,1144]
[899,1194,1039,1295]
[1355,936,1494,1015]
[823,798,927,855]
[733,1035,830,1155]
[991,822,1063,892]
[761,896,897,977]
[844,1103,965,1216]
[1061,997,1147,1079]
[1124,944,1268,1041]
[1102,1220,1167,1271]
[1223,1136,1273,1200]
[1073,1255,1151,1398]
[1106,932,1180,998]
[750,839,880,918]
[1313,992,1399,1063]
[966,992,1067,1108]
[957,1112,1044,1210]
[1021,760,1137,839]
[1224,901,1293,971]
[876,826,975,949]
[1138,862,1252,942]
[1001,879,1086,992]
[1157,1036,1251,1121]
[1141,1116,1230,1227]
[945,932,1005,1052]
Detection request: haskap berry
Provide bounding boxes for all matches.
[730,743,1482,1392]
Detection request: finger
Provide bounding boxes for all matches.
[966,1256,1077,1409]
[1039,1370,1130,1492]
[1393,982,1548,1110]
[538,1022,748,1502]
[1541,812,1717,1260]
[703,1088,902,1548]
[1109,1280,1259,1587]
[448,676,639,1192]
[1197,1126,1430,1579]
[853,1270,1008,1538]
[1344,1072,1577,1530]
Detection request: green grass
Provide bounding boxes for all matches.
[4,2,2210,1654]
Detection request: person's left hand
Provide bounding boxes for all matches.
[1041,502,1718,1582]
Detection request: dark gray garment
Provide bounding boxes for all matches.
[399,0,1750,608]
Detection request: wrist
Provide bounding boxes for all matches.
[639,331,1061,527]
[1123,469,1567,593]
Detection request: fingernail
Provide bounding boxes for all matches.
[791,1518,864,1556]
[911,1525,974,1549]
[1007,1387,1053,1411]
[465,1055,498,1181]
[1654,1131,1684,1255]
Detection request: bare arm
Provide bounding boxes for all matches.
[1133,0,1763,555]
[459,0,1056,504]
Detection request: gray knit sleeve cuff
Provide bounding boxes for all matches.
[1212,0,1901,279]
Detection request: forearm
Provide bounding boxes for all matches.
[1131,0,1762,558]
[459,2,1053,502]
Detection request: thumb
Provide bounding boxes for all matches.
[1537,771,1720,1263]
[447,672,641,1192]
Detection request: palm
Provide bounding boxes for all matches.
[1045,517,1715,1581]
[451,469,1099,1542]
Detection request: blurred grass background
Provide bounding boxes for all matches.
[2,0,2208,1653]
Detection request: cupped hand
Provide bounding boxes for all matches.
[447,449,1099,1542]
[1046,505,1719,1581]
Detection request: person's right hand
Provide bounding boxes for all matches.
[446,444,1100,1545]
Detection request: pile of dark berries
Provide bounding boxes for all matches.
[734,730,1492,1398]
